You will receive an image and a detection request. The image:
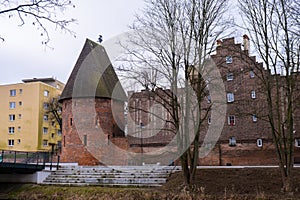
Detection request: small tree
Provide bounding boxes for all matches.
[0,0,76,44]
[47,97,62,132]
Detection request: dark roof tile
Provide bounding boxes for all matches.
[60,39,126,101]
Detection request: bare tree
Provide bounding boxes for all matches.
[47,97,62,131]
[239,0,300,193]
[0,0,76,45]
[119,0,229,185]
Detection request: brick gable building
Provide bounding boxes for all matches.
[60,37,300,166]
[127,36,300,166]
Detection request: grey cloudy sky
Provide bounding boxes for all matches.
[0,0,145,85]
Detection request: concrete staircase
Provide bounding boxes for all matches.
[42,165,181,187]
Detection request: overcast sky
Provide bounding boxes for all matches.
[0,0,145,85]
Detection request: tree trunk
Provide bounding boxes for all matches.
[282,174,293,194]
[180,151,191,185]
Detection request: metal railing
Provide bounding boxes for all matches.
[0,150,60,171]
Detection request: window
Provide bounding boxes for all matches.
[51,133,55,138]
[43,127,48,134]
[8,139,14,146]
[9,114,15,121]
[227,73,233,81]
[227,93,234,103]
[43,102,49,109]
[19,101,22,106]
[9,102,16,109]
[8,127,15,134]
[207,95,211,104]
[250,70,255,78]
[84,135,87,146]
[295,139,300,147]
[226,56,232,64]
[44,90,49,97]
[208,117,211,124]
[10,89,16,96]
[17,139,21,144]
[51,121,55,126]
[43,140,48,146]
[251,90,256,99]
[57,141,62,149]
[228,115,235,126]
[43,115,49,121]
[229,137,236,146]
[252,114,257,122]
[70,118,73,126]
[257,139,263,147]
[18,126,21,132]
[58,130,62,136]
[19,89,23,94]
[18,114,22,119]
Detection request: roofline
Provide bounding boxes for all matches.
[22,77,64,84]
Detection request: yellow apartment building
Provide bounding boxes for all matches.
[0,78,64,152]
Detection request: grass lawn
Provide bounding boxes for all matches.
[3,167,300,200]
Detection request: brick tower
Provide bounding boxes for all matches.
[59,39,128,165]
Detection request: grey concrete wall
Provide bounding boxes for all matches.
[0,171,51,184]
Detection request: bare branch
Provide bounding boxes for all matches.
[0,0,76,45]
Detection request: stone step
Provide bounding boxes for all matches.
[41,165,180,187]
[44,177,166,184]
[49,173,169,178]
[41,182,163,187]
[58,165,181,172]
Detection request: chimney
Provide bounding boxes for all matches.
[243,34,250,53]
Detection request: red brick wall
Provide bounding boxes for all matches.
[60,98,126,166]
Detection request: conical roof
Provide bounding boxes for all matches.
[60,39,127,101]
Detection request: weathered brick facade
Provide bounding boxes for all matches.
[127,36,300,166]
[60,37,300,166]
[59,39,128,166]
[60,98,127,165]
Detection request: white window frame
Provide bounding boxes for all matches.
[9,114,15,121]
[43,102,49,109]
[227,73,234,81]
[295,139,300,147]
[226,56,233,64]
[250,70,255,78]
[10,89,16,96]
[43,115,49,121]
[208,117,211,124]
[44,90,49,97]
[8,127,15,134]
[257,139,263,147]
[227,93,234,103]
[43,127,48,134]
[251,90,256,99]
[9,102,16,109]
[8,139,14,146]
[207,95,211,104]
[252,114,257,122]
[229,137,236,146]
[228,115,235,126]
[43,140,48,146]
